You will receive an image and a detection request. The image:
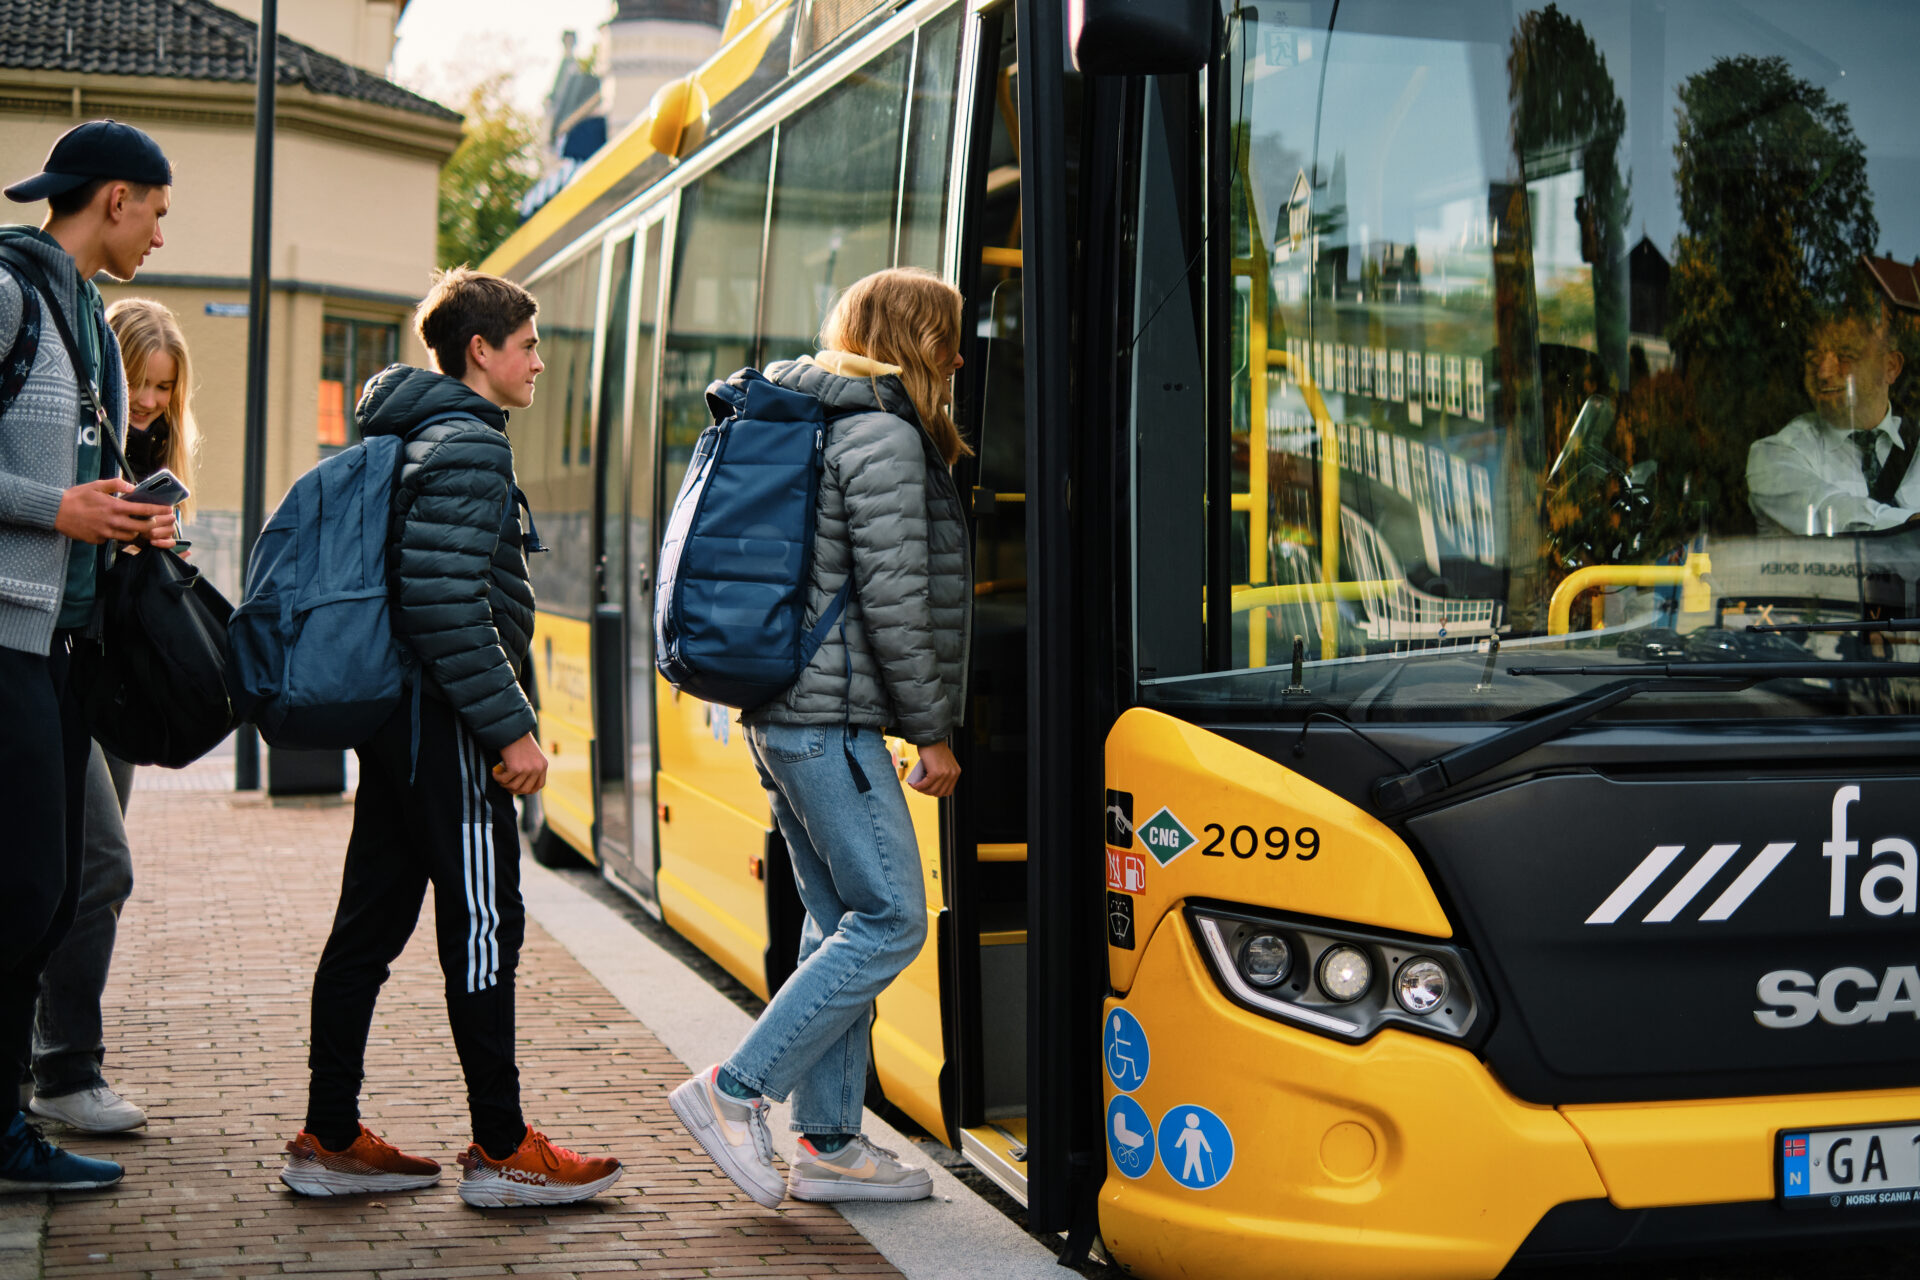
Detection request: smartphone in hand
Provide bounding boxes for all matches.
[906,759,928,787]
[120,468,189,507]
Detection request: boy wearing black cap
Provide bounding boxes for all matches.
[0,118,176,1191]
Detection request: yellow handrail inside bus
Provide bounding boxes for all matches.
[1547,552,1713,635]
[1232,581,1397,611]
[981,247,1023,268]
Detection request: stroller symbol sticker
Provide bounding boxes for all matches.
[1107,1095,1154,1179]
[1157,1104,1234,1190]
[1104,1008,1149,1092]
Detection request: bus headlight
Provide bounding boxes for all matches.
[1238,933,1291,987]
[1317,946,1372,1002]
[1394,957,1449,1014]
[1188,906,1486,1046]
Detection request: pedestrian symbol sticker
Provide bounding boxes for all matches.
[1158,1105,1233,1190]
[1107,1094,1154,1179]
[1104,1008,1150,1092]
[1138,806,1196,867]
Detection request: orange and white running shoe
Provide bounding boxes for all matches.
[280,1126,442,1196]
[456,1127,623,1207]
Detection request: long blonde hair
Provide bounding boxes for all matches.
[107,297,198,520]
[819,268,971,466]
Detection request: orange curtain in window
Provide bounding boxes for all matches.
[317,379,347,447]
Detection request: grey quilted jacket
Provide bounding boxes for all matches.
[740,357,969,746]
[356,364,538,750]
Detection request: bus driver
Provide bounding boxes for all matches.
[1747,300,1920,535]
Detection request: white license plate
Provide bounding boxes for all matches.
[1780,1123,1920,1207]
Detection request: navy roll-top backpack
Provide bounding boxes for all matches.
[655,370,850,710]
[228,413,462,748]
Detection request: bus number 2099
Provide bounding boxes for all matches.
[1202,824,1320,861]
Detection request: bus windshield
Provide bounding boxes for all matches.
[1138,0,1920,722]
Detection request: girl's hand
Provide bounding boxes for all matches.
[909,741,960,797]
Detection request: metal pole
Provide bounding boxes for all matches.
[235,0,276,792]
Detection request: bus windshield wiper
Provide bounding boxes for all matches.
[1746,618,1920,634]
[1369,660,1920,814]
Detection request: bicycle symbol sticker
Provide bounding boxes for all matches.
[1104,1008,1150,1092]
[1107,1094,1155,1179]
[1157,1104,1234,1190]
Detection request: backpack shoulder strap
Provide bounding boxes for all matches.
[1872,417,1919,504]
[0,245,126,480]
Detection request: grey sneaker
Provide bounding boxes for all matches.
[30,1085,147,1134]
[787,1134,933,1202]
[668,1066,785,1208]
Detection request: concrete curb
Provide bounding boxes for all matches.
[519,854,1069,1280]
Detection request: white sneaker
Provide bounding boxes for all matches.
[30,1084,147,1134]
[668,1066,786,1208]
[788,1134,933,1202]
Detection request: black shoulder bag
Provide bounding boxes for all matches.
[0,245,238,767]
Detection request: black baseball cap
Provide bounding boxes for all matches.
[4,119,173,203]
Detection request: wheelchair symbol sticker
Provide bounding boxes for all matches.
[1107,1094,1154,1179]
[1157,1104,1234,1190]
[1104,1008,1149,1092]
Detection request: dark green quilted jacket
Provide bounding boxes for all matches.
[356,364,538,750]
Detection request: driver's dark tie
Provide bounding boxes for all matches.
[1850,429,1884,489]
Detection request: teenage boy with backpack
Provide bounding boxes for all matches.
[0,119,176,1192]
[279,268,623,1207]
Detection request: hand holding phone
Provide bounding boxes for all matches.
[119,468,190,508]
[906,760,928,787]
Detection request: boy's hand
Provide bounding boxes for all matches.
[492,732,548,796]
[909,741,960,798]
[56,479,175,545]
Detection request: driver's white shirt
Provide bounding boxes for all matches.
[1747,409,1920,535]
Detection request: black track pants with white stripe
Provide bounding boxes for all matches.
[305,694,527,1156]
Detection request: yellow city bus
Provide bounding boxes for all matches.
[487,0,1920,1274]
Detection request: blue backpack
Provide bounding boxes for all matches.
[655,370,851,710]
[228,414,461,749]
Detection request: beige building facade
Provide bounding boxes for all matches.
[0,0,460,600]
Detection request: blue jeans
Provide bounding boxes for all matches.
[727,722,928,1135]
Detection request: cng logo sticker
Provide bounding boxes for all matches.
[1138,807,1197,866]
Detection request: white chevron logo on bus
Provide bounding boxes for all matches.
[1585,842,1796,925]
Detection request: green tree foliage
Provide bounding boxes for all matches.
[1655,54,1878,534]
[1510,5,1630,383]
[437,76,540,270]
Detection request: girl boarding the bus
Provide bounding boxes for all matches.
[26,298,200,1137]
[670,266,971,1206]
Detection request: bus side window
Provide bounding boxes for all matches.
[760,37,914,367]
[660,139,773,509]
[523,254,601,621]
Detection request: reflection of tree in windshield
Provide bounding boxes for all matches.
[1655,54,1878,536]
[1510,5,1629,385]
[1508,6,1631,624]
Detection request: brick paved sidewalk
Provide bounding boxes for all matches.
[29,775,899,1279]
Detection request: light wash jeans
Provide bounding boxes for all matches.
[32,743,134,1097]
[727,722,928,1135]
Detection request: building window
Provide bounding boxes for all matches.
[319,317,399,453]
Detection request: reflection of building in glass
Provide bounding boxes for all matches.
[522,2,724,220]
[1862,253,1920,316]
[1628,235,1672,374]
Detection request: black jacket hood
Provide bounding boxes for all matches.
[356,364,506,439]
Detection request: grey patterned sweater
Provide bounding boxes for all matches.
[0,228,127,655]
